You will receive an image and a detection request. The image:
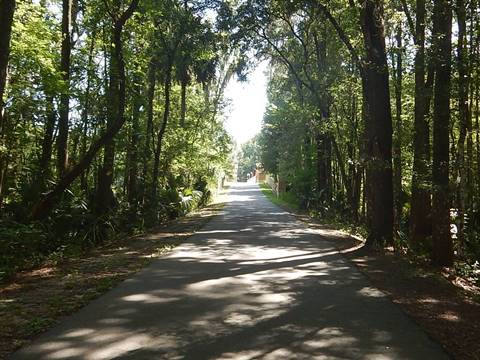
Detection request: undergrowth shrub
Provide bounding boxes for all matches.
[0,180,216,281]
[0,220,48,281]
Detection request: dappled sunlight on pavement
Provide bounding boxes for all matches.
[12,183,448,360]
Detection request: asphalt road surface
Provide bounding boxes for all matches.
[12,183,449,360]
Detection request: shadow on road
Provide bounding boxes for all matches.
[12,184,448,360]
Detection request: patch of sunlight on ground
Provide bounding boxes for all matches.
[218,349,266,360]
[86,333,153,360]
[439,311,460,322]
[63,329,95,338]
[122,293,181,304]
[196,230,237,234]
[357,287,386,298]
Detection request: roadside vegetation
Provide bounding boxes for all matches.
[0,196,226,359]
[0,0,242,282]
[235,0,480,286]
[258,182,299,211]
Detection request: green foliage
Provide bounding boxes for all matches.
[454,261,480,286]
[0,0,237,278]
[2,0,480,283]
[0,221,47,280]
[259,182,299,210]
[237,136,261,181]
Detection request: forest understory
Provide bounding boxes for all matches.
[0,196,227,359]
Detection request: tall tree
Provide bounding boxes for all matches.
[56,0,74,176]
[317,0,393,247]
[359,0,394,247]
[96,1,126,217]
[409,0,432,250]
[38,94,56,181]
[30,0,140,220]
[0,0,15,209]
[392,8,403,235]
[152,59,173,199]
[431,0,453,266]
[0,0,15,125]
[126,74,142,214]
[455,0,469,248]
[141,55,157,204]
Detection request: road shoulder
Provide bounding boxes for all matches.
[0,199,226,359]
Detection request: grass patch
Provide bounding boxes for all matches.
[259,182,300,211]
[24,317,56,336]
[259,181,367,242]
[309,212,368,241]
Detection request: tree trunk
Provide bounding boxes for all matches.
[38,94,56,182]
[152,66,172,199]
[431,0,453,266]
[127,78,142,213]
[0,0,15,211]
[80,32,96,194]
[0,0,14,127]
[410,0,432,249]
[30,0,140,220]
[466,0,476,213]
[393,21,403,235]
[180,78,187,127]
[56,0,73,177]
[455,0,469,251]
[476,75,480,206]
[141,57,156,205]
[348,93,361,222]
[96,20,122,217]
[315,131,331,205]
[359,0,394,248]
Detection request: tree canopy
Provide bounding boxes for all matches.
[0,0,241,278]
[234,0,480,268]
[1,0,480,277]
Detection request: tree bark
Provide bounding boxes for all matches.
[79,32,96,194]
[39,94,56,182]
[315,131,332,205]
[0,0,14,127]
[152,65,172,199]
[127,77,142,212]
[56,0,74,177]
[141,57,156,205]
[409,0,432,249]
[455,0,469,250]
[95,26,120,216]
[431,0,453,266]
[0,0,15,211]
[393,21,403,235]
[466,0,476,212]
[359,0,394,248]
[180,78,187,127]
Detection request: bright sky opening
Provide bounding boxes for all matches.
[224,61,268,145]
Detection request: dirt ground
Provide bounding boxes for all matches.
[344,248,480,360]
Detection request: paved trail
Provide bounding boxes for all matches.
[12,183,448,360]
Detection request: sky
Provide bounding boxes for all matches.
[224,61,269,146]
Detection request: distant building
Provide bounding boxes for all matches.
[255,167,266,182]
